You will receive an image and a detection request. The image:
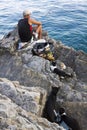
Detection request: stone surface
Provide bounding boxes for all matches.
[0,27,87,130]
[0,26,19,53]
[0,78,47,116]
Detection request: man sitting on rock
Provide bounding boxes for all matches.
[18,9,42,44]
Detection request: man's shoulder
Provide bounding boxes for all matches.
[18,18,24,22]
[30,18,35,22]
[18,18,28,23]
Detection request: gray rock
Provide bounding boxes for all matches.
[27,56,46,73]
[0,78,47,115]
[0,26,19,53]
[74,82,87,92]
[0,78,17,99]
[57,83,87,102]
[75,51,87,82]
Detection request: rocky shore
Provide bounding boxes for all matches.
[0,27,87,130]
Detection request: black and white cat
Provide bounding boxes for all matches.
[50,61,73,78]
[58,108,80,130]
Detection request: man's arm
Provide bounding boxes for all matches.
[30,19,42,25]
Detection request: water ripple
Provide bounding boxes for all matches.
[0,0,87,53]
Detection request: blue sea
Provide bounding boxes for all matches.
[0,0,87,53]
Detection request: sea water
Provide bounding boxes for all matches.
[0,0,87,53]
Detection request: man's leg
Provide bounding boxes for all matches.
[36,25,42,39]
[33,25,42,39]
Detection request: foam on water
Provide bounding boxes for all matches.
[0,0,87,52]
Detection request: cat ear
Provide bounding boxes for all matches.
[52,61,56,66]
[51,86,60,94]
[57,86,60,91]
[59,107,65,114]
